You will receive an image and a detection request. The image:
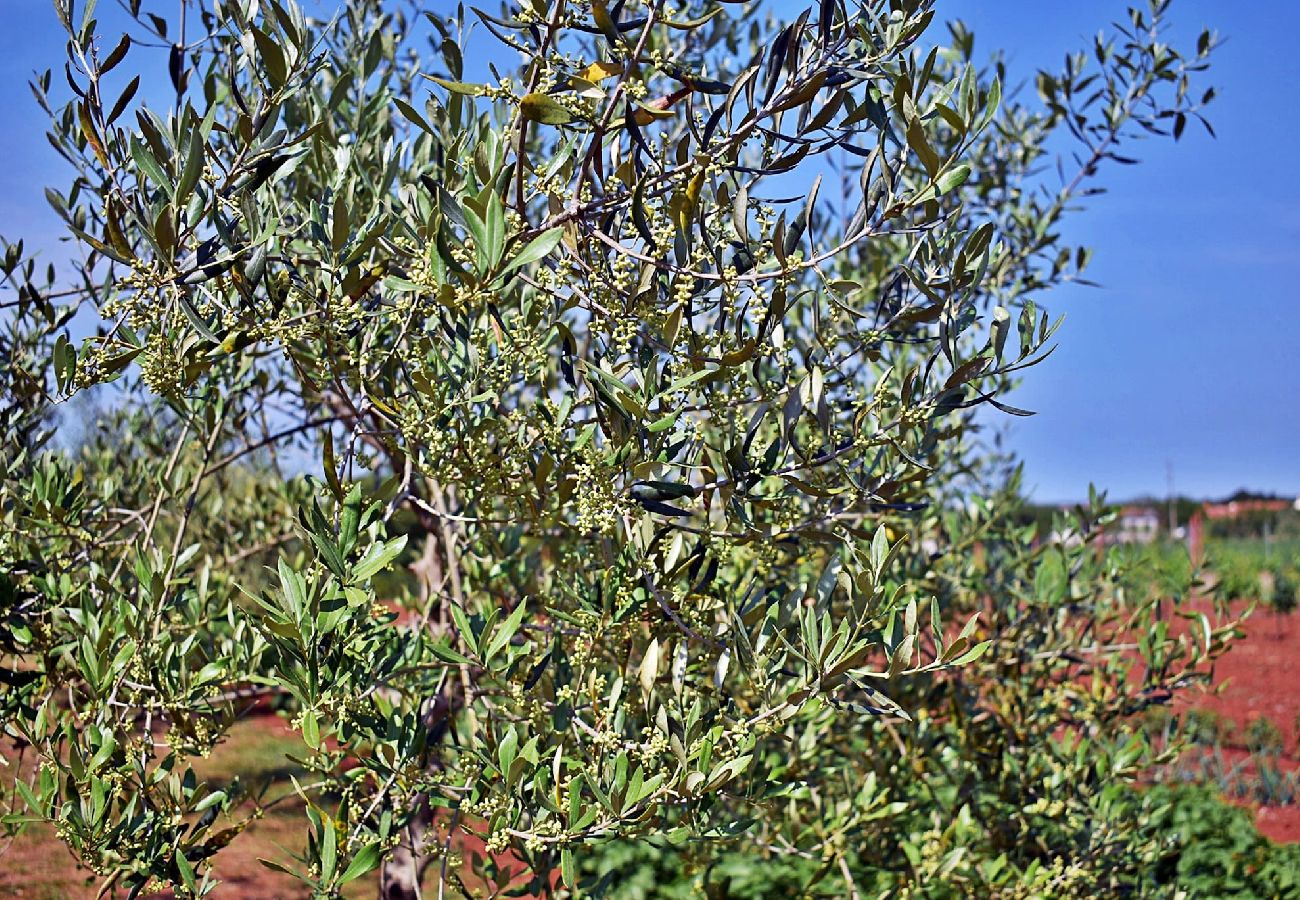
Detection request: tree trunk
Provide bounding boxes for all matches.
[379,786,437,900]
[379,525,460,899]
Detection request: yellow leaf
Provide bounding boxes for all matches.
[79,101,110,168]
[632,100,676,127]
[719,338,756,367]
[366,390,398,418]
[662,8,723,29]
[346,265,385,301]
[676,168,707,230]
[581,61,622,82]
[631,88,691,126]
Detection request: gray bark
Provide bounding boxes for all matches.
[378,528,459,899]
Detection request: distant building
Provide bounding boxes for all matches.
[1109,505,1160,545]
[1202,497,1296,520]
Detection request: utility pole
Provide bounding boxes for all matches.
[1166,459,1177,537]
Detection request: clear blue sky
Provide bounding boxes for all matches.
[1,1,1295,504]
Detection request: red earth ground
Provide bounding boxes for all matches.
[1164,599,1300,843]
[3,598,1299,895]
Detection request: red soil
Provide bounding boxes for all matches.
[1168,599,1300,843]
[1177,602,1300,753]
[1256,803,1300,844]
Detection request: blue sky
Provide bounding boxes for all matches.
[937,0,1300,503]
[1,1,1295,503]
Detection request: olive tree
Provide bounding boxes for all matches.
[0,0,1234,897]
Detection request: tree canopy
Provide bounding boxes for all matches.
[0,0,1236,897]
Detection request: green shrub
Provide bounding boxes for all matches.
[1271,568,1299,617]
[578,785,1300,898]
[1246,717,1286,757]
[1184,709,1238,747]
[1217,554,1265,603]
[1144,785,1300,899]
